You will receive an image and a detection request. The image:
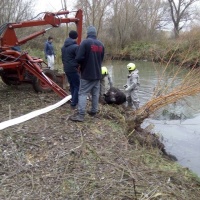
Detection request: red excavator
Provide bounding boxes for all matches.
[0,9,83,98]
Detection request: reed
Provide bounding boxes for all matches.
[127,49,200,130]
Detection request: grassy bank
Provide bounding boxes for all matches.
[0,82,200,199]
[26,37,200,70]
[109,34,200,68]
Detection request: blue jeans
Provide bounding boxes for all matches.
[78,79,100,115]
[65,72,80,107]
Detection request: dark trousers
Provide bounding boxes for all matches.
[65,72,80,107]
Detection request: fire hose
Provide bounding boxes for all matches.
[0,95,71,131]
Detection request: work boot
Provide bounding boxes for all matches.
[70,113,84,122]
[87,111,96,116]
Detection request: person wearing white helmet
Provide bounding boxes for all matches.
[100,66,113,102]
[123,62,140,109]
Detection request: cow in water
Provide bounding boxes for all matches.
[104,87,126,105]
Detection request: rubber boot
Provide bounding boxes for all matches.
[133,102,139,110]
[126,96,132,107]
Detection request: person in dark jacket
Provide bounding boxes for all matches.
[70,26,105,122]
[44,36,56,70]
[61,30,79,109]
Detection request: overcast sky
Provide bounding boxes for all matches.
[34,0,75,14]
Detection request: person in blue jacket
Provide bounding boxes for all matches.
[61,30,79,109]
[44,36,56,70]
[70,26,105,122]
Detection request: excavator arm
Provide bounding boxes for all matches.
[0,9,83,49]
[0,9,83,98]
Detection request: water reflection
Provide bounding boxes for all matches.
[104,60,200,177]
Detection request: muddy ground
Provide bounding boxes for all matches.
[0,81,200,200]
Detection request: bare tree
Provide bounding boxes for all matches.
[72,0,200,53]
[108,0,166,49]
[61,0,67,10]
[75,0,113,36]
[60,0,69,35]
[109,0,142,49]
[139,0,168,39]
[168,0,199,38]
[0,0,35,25]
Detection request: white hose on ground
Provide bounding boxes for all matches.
[0,95,72,131]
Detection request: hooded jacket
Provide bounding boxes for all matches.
[44,41,55,56]
[75,35,104,80]
[61,38,79,73]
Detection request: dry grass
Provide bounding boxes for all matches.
[0,82,200,199]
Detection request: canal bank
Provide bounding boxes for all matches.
[105,60,200,177]
[0,81,200,199]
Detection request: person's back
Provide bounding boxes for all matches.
[76,26,104,80]
[70,26,105,122]
[61,30,80,109]
[61,31,79,73]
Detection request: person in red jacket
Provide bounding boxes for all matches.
[70,26,104,122]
